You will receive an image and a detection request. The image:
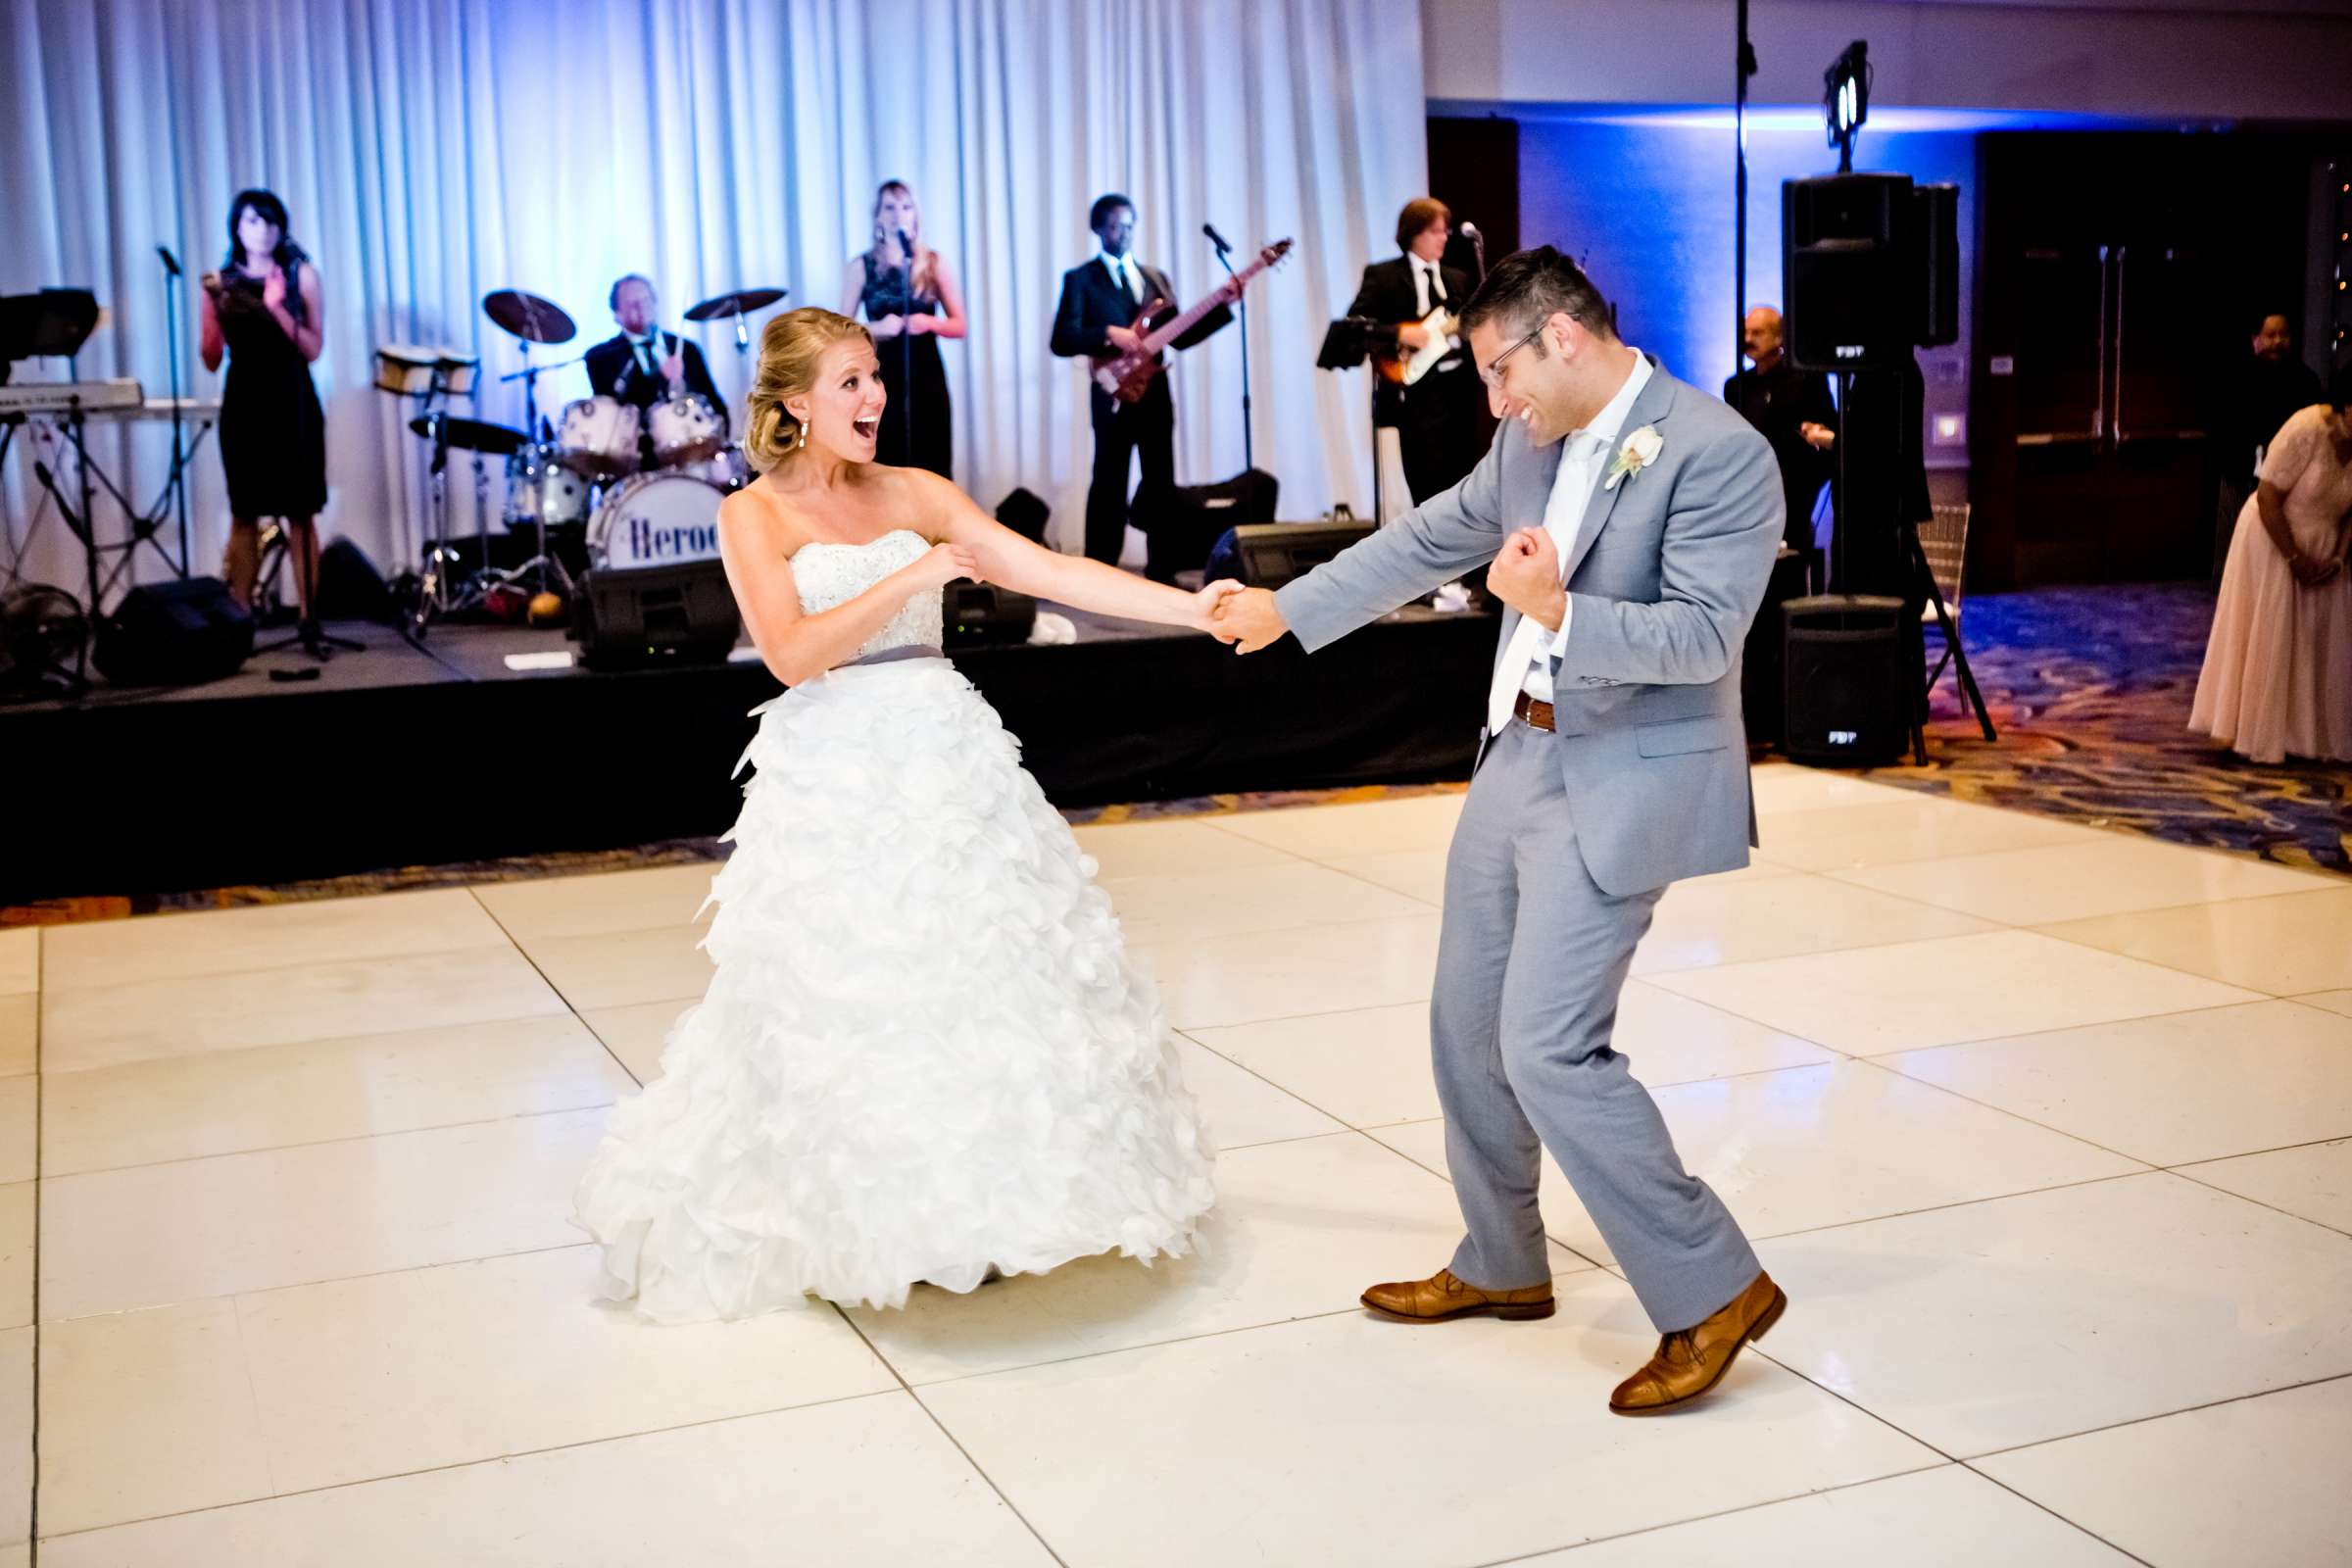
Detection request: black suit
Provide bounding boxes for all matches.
[1051,255,1232,564]
[582,330,726,466]
[1347,256,1481,505]
[1723,356,1838,551]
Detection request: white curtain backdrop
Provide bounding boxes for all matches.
[0,0,1428,601]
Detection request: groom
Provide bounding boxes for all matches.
[1213,247,1788,1415]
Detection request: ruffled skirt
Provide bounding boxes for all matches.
[574,657,1215,1322]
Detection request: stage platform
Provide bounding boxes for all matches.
[5,601,1497,901]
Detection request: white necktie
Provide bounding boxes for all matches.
[1483,433,1605,735]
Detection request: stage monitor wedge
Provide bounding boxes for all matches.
[1231,519,1374,590]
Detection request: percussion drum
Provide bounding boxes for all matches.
[587,471,726,570]
[557,396,640,477]
[503,443,592,529]
[373,345,478,397]
[648,393,725,468]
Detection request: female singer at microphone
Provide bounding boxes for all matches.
[198,188,328,614]
[840,179,965,478]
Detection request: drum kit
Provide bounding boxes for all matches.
[374,282,786,636]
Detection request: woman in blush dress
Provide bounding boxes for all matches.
[2190,368,2352,763]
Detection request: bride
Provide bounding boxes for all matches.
[574,308,1231,1323]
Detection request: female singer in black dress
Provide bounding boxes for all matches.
[197,188,327,613]
[839,180,965,478]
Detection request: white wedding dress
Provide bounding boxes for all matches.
[574,528,1215,1323]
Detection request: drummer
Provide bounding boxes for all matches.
[584,273,727,468]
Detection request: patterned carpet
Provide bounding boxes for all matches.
[6,580,2342,927]
[1863,582,2350,876]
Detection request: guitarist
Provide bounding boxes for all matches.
[1348,198,1481,506]
[1052,193,1238,564]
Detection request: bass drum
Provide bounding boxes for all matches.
[503,443,592,529]
[586,471,726,570]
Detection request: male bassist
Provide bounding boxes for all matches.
[1051,194,1240,565]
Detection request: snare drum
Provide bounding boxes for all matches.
[373,345,478,397]
[557,396,641,477]
[503,443,592,529]
[586,471,726,570]
[648,393,724,467]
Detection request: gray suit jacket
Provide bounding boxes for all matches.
[1274,363,1784,897]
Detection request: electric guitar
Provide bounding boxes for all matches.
[1375,304,1459,387]
[1093,238,1294,404]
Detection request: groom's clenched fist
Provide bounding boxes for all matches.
[1210,587,1288,654]
[1488,527,1567,633]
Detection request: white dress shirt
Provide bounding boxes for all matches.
[1483,350,1653,734]
[1412,256,1446,318]
[1100,251,1145,307]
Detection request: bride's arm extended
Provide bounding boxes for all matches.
[920,473,1237,632]
[717,492,975,685]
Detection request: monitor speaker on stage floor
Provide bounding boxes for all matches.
[315,538,393,623]
[944,584,1036,648]
[571,562,740,669]
[92,577,253,686]
[1151,467,1278,584]
[995,488,1051,545]
[1225,516,1375,590]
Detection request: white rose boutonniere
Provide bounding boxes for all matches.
[1602,425,1663,491]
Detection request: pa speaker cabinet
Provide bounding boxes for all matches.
[1781,593,1911,765]
[1785,172,1914,372]
[573,561,741,669]
[92,576,254,686]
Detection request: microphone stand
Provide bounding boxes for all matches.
[1206,227,1251,472]
[896,229,917,469]
[156,245,192,574]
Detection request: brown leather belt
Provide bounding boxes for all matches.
[1512,690,1555,732]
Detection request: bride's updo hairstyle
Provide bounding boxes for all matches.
[743,307,874,471]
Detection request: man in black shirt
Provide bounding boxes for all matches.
[1723,306,1837,553]
[2214,312,2324,578]
[583,273,726,469]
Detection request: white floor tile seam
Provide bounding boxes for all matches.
[825,1299,1076,1567]
[34,931,529,1002]
[26,1384,921,1548]
[30,1239,595,1330]
[35,1095,629,1182]
[1171,1026,1426,1129]
[1950,1369,2352,1469]
[1113,904,1449,956]
[1454,1461,2127,1568]
[1941,1467,2167,1568]
[1828,858,2350,931]
[1641,945,2264,1052]
[2157,1160,2352,1241]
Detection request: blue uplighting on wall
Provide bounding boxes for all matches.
[1494,102,2159,471]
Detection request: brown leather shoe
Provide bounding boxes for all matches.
[1608,1270,1787,1416]
[1360,1267,1555,1324]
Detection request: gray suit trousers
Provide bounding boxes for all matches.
[1437,721,1762,1333]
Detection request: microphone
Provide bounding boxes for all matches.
[1454,221,1479,237]
[1201,222,1233,255]
[896,228,913,268]
[156,245,182,276]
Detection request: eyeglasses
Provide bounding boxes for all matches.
[1479,325,1544,391]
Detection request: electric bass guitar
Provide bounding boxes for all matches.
[1092,238,1293,404]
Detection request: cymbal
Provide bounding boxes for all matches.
[409,414,529,456]
[482,289,576,345]
[683,286,787,322]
